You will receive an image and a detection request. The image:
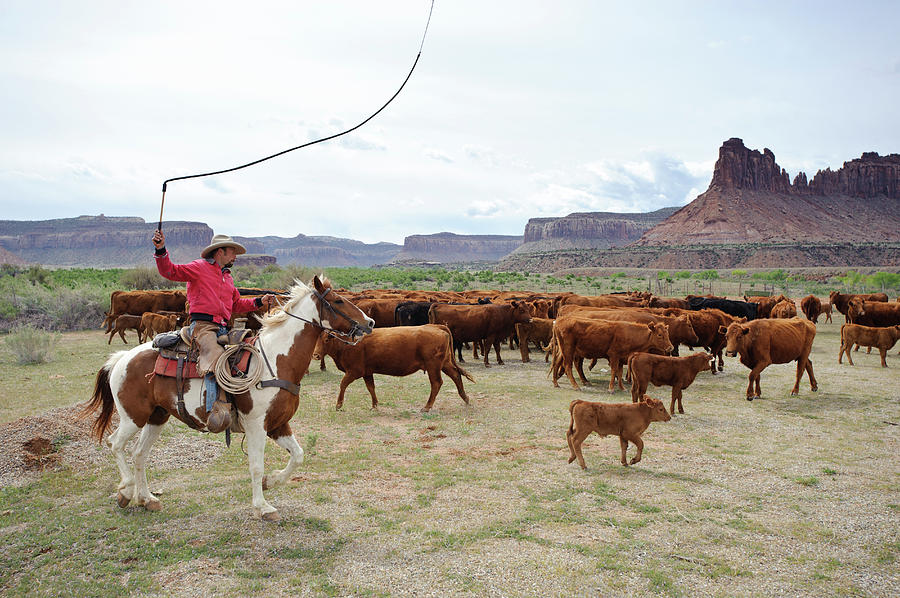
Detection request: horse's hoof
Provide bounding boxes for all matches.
[144,499,161,512]
[116,492,131,509]
[746,396,754,402]
[261,511,281,522]
[811,386,818,392]
[262,476,269,491]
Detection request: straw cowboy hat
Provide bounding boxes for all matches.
[201,234,247,258]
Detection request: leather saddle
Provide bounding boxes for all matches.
[152,328,255,379]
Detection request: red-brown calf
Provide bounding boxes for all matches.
[107,314,144,344]
[839,324,900,367]
[627,352,716,414]
[566,396,671,468]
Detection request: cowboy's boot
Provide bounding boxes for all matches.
[207,394,232,434]
[203,374,232,433]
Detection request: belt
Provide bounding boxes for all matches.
[191,313,226,326]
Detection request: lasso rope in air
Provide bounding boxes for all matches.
[157,0,435,231]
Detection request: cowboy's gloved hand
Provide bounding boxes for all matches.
[152,230,166,249]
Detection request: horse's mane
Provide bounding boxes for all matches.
[259,276,330,330]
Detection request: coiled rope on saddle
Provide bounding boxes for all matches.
[214,343,265,394]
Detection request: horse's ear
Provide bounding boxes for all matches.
[313,275,325,294]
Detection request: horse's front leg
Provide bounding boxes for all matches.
[245,421,279,521]
[107,417,141,507]
[132,424,164,511]
[262,423,305,492]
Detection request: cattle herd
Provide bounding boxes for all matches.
[102,286,900,467]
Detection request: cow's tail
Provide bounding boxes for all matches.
[567,399,578,436]
[78,351,126,442]
[427,304,437,325]
[444,327,475,383]
[546,324,561,380]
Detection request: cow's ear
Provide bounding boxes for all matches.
[741,326,750,335]
[737,317,747,323]
[718,325,727,335]
[511,300,519,307]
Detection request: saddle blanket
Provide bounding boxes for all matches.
[153,341,255,379]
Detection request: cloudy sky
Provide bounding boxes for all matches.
[2,1,898,244]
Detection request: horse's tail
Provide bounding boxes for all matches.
[79,352,125,442]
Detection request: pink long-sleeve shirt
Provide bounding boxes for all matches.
[155,252,258,326]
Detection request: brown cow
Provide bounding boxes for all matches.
[820,301,833,323]
[627,352,716,414]
[428,302,532,366]
[744,295,786,319]
[847,299,900,327]
[838,324,900,367]
[107,314,144,344]
[551,317,673,391]
[515,317,554,363]
[829,291,889,322]
[656,307,739,372]
[558,305,699,354]
[770,300,797,319]
[103,290,187,331]
[648,297,689,310]
[316,324,475,411]
[799,295,822,323]
[721,318,817,400]
[560,293,645,309]
[354,298,404,328]
[139,312,180,342]
[566,396,671,468]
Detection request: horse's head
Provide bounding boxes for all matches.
[311,276,374,341]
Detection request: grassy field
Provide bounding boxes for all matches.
[0,318,898,597]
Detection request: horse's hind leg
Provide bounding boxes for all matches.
[262,424,305,492]
[107,417,141,507]
[132,424,164,511]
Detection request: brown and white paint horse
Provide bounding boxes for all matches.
[81,276,373,521]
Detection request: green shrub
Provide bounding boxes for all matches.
[3,325,60,365]
[119,267,178,290]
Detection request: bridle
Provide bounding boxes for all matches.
[274,287,373,345]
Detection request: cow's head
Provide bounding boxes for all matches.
[848,297,865,319]
[510,300,532,324]
[675,315,700,346]
[640,396,671,422]
[721,322,750,357]
[648,322,674,355]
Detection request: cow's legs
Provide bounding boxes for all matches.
[107,417,141,507]
[568,427,591,469]
[607,357,624,392]
[879,348,889,367]
[362,374,379,409]
[746,363,768,400]
[262,423,304,491]
[672,387,684,414]
[441,363,470,404]
[627,435,644,465]
[619,435,630,466]
[132,423,164,511]
[245,422,278,520]
[335,372,359,410]
[492,338,504,366]
[839,341,853,365]
[575,358,591,386]
[804,357,817,391]
[422,369,442,411]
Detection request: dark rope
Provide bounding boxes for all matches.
[158,0,435,230]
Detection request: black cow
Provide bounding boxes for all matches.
[395,301,434,326]
[688,297,758,320]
